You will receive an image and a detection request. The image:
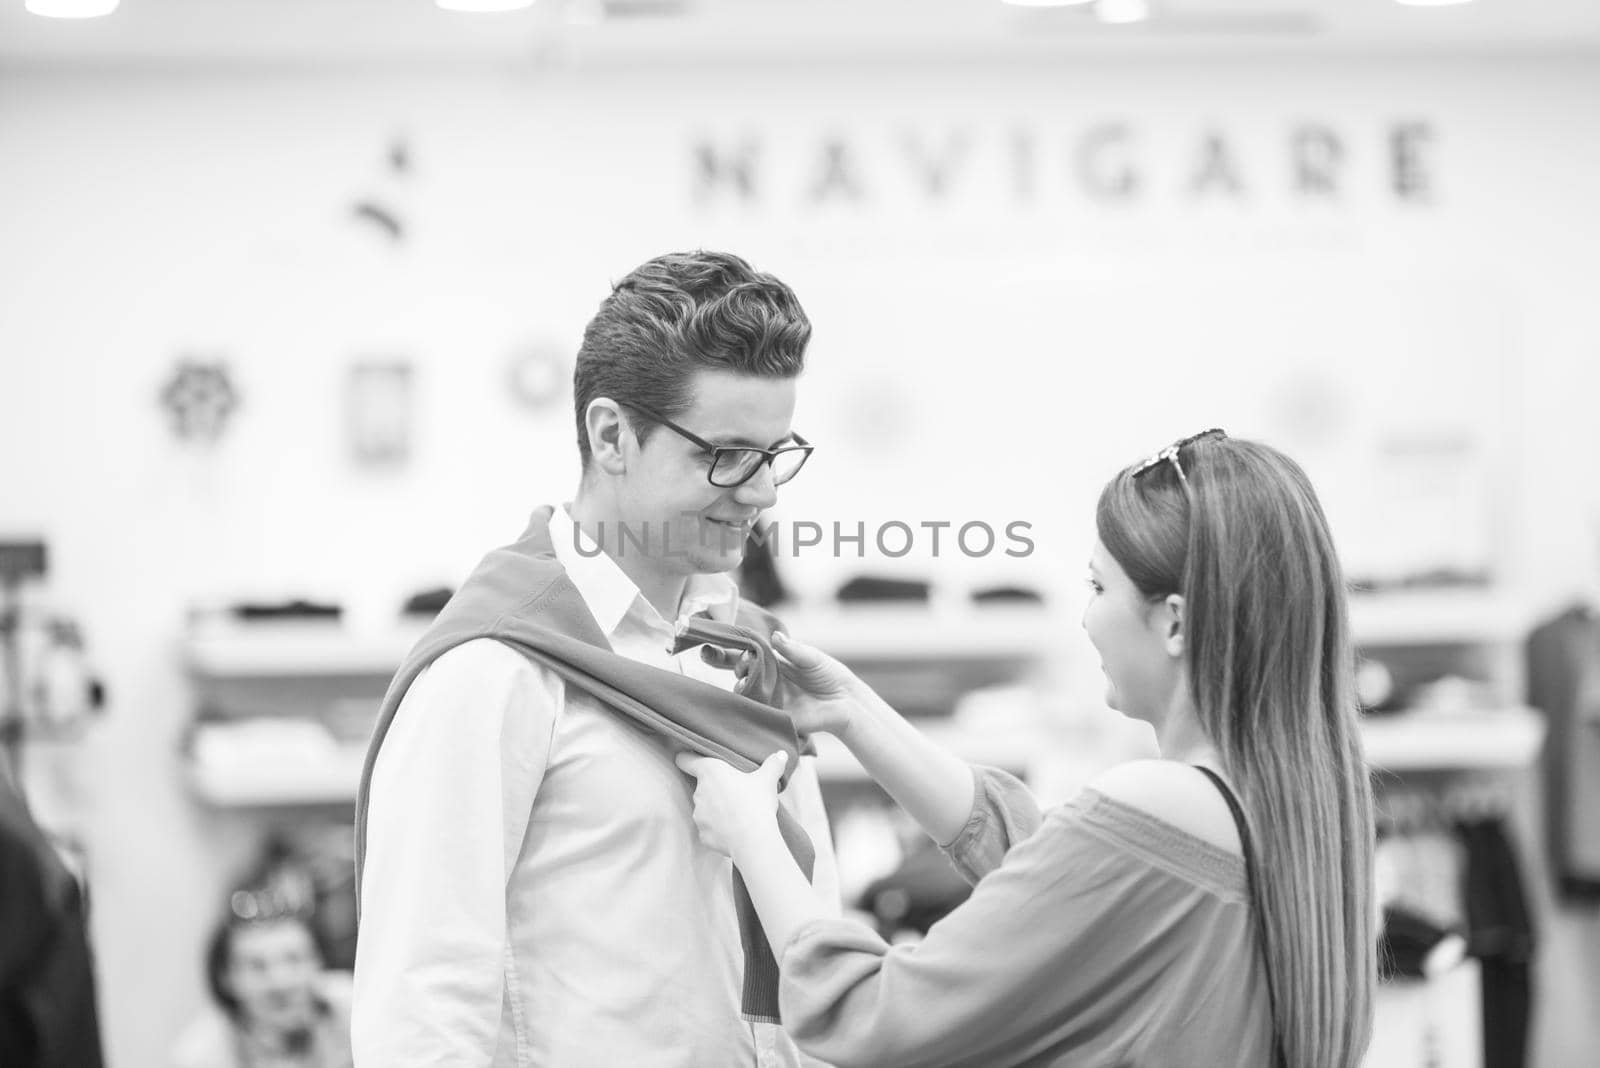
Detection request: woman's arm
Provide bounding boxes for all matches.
[773,633,977,847]
[675,751,827,954]
[679,780,1198,1068]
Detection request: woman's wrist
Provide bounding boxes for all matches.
[728,809,784,864]
[835,681,893,749]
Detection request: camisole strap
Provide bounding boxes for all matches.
[1193,764,1286,1068]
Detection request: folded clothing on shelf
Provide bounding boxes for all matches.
[836,575,930,604]
[970,585,1043,605]
[231,599,342,621]
[401,587,455,617]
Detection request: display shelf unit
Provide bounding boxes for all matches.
[187,739,366,807]
[181,602,1065,807]
[184,593,1526,677]
[1347,590,1531,647]
[1362,707,1544,773]
[184,705,1547,808]
[183,603,1059,679]
[182,591,1543,806]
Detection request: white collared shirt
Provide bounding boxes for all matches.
[353,506,839,1067]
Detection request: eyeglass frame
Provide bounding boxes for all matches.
[1131,428,1227,487]
[619,400,814,489]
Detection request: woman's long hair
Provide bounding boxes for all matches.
[1097,436,1375,1068]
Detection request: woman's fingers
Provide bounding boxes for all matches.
[771,631,826,667]
[756,749,788,785]
[674,752,718,779]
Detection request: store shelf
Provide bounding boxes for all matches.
[1348,590,1531,648]
[1361,707,1545,772]
[185,620,429,678]
[183,603,1060,679]
[187,743,366,806]
[779,604,1059,660]
[811,724,1040,783]
[186,707,1546,807]
[186,592,1531,678]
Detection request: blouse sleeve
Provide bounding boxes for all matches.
[779,794,1221,1068]
[937,764,1043,885]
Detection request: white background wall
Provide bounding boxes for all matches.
[2,57,1598,1065]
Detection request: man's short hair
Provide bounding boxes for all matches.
[572,250,811,469]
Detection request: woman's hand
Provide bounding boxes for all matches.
[770,632,873,741]
[675,750,789,858]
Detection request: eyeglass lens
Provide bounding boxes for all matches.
[710,448,808,487]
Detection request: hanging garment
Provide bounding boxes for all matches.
[1525,605,1600,897]
[0,758,104,1068]
[1459,816,1535,1068]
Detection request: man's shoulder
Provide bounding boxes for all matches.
[412,638,562,700]
[431,636,537,674]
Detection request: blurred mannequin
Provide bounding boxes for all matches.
[172,913,352,1068]
[0,752,105,1068]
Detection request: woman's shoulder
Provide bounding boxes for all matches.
[1083,759,1243,857]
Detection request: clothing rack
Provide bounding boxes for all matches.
[1377,777,1517,837]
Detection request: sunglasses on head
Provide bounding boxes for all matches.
[1131,428,1227,487]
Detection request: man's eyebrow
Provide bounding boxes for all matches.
[706,431,797,449]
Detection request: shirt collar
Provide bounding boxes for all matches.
[548,504,739,639]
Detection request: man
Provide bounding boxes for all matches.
[352,251,838,1066]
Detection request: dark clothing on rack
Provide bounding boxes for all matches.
[0,760,104,1068]
[1379,906,1461,979]
[1526,605,1600,897]
[1460,816,1535,1068]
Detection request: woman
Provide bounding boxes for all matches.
[678,431,1376,1067]
[171,910,353,1068]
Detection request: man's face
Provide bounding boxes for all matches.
[225,919,320,1033]
[617,369,799,577]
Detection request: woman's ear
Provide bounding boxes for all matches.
[1162,594,1185,658]
[585,398,630,476]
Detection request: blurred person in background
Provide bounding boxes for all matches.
[680,432,1377,1068]
[172,910,352,1068]
[0,750,104,1068]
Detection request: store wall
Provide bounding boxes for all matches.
[1,57,1597,1065]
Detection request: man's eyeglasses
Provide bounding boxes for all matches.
[1132,428,1226,487]
[622,401,814,489]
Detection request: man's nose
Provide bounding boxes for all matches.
[734,462,778,509]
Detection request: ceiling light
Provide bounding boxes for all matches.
[25,0,120,17]
[1001,1,1096,8]
[436,0,538,11]
[1096,0,1150,23]
[1393,0,1474,6]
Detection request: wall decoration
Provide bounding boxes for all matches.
[346,360,414,468]
[350,134,412,246]
[506,342,569,413]
[159,357,239,444]
[691,120,1437,211]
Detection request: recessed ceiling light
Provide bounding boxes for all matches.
[436,0,539,11]
[1096,0,1150,23]
[1394,0,1474,6]
[1001,1,1096,8]
[25,0,120,17]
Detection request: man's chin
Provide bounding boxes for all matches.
[687,548,743,575]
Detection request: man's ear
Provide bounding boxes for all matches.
[585,398,631,476]
[1161,594,1185,658]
